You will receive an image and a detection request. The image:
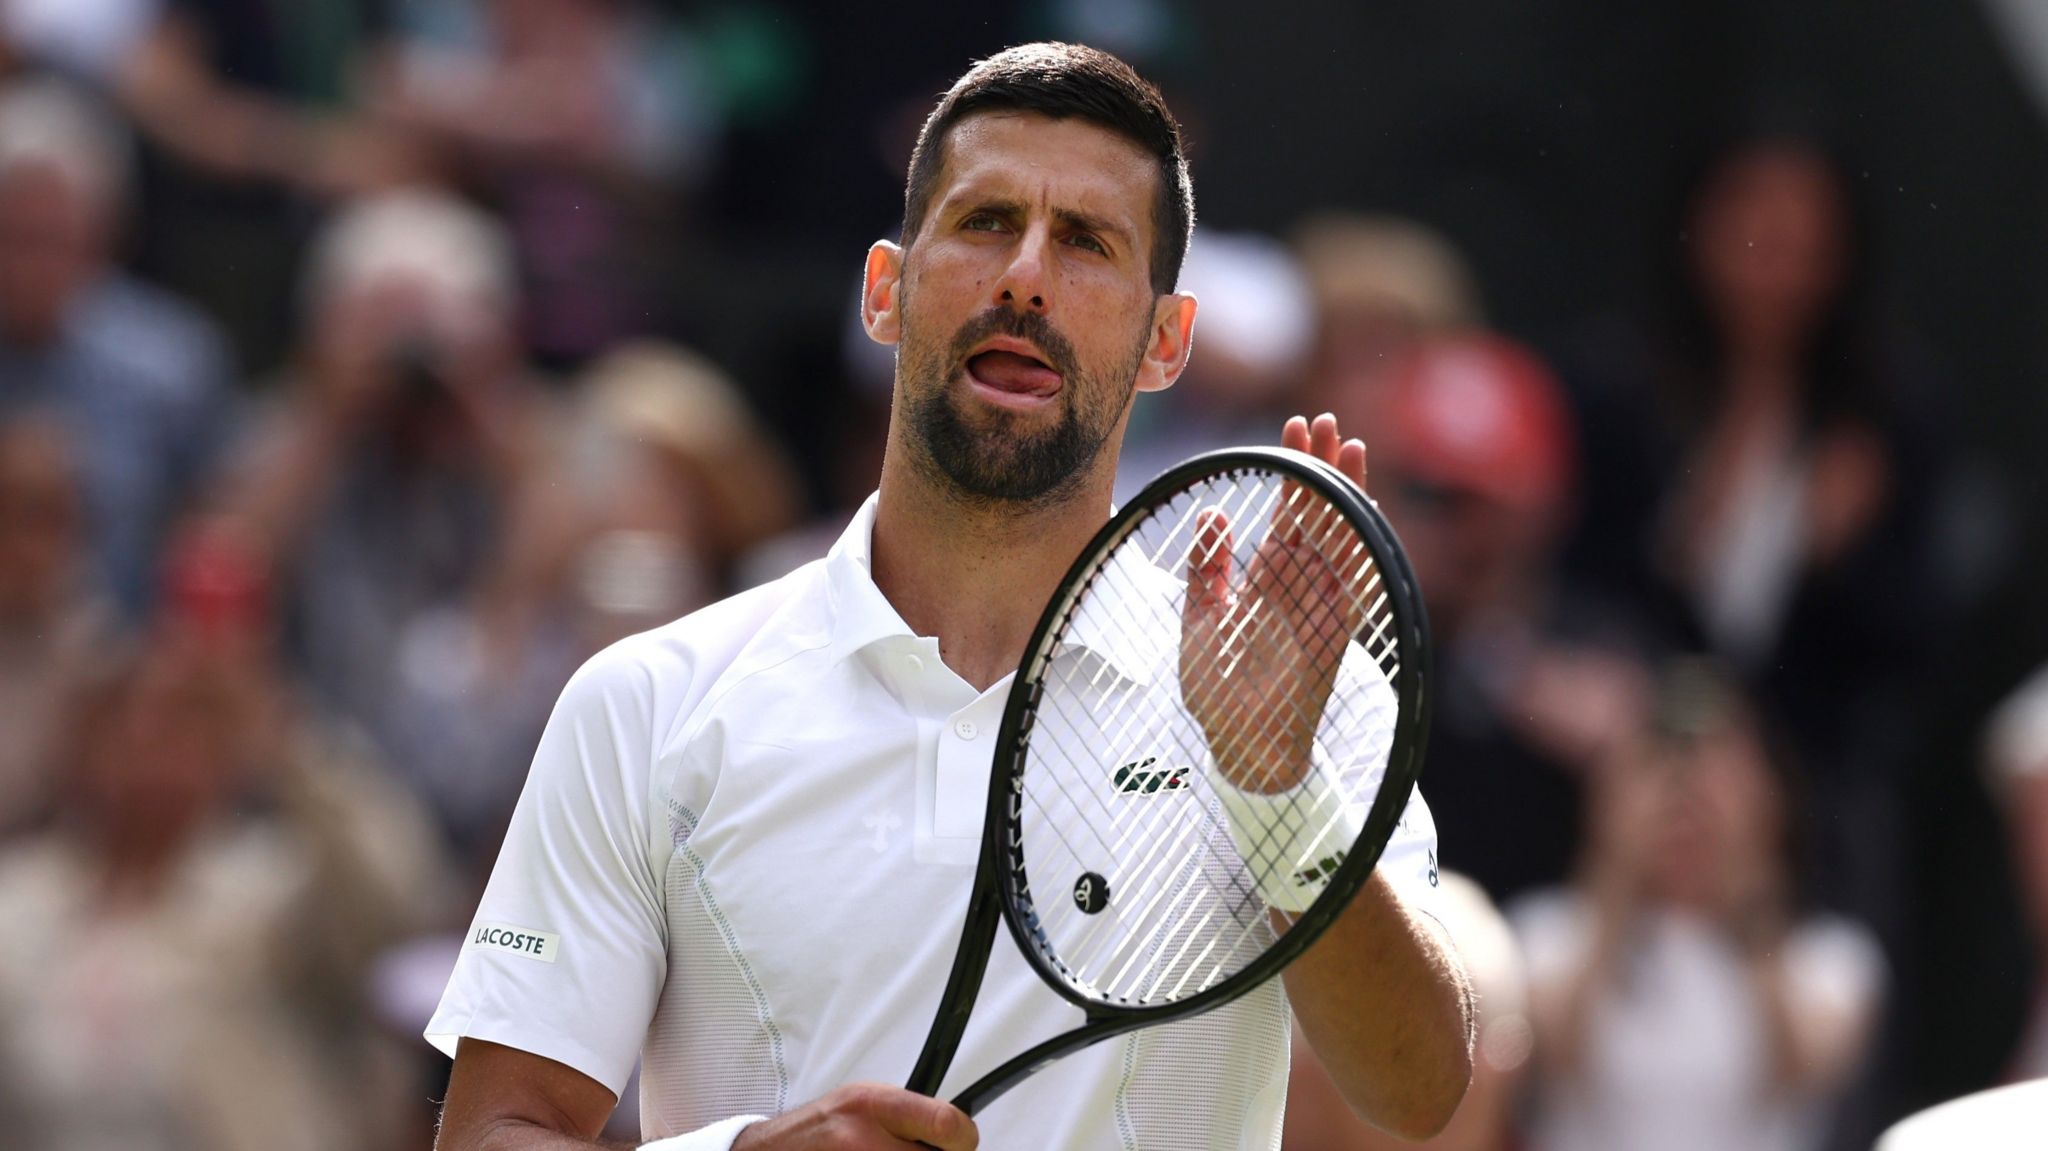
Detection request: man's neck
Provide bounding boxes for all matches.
[870,452,1115,693]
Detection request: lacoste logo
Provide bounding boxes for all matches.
[1112,757,1189,796]
[470,923,561,963]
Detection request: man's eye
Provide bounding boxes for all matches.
[962,214,1003,232]
[1069,233,1108,255]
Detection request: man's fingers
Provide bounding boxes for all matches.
[1281,414,1312,454]
[1266,416,1375,646]
[1186,508,1234,616]
[1278,417,1316,547]
[1281,414,1360,548]
[1309,411,1340,464]
[870,1089,978,1150]
[1339,437,1367,493]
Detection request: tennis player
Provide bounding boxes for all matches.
[429,42,1473,1151]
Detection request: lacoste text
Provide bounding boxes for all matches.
[471,923,561,963]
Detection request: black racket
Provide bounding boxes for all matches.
[904,445,1432,1117]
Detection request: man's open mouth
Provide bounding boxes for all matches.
[966,348,1063,398]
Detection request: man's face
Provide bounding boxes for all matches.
[876,112,1189,506]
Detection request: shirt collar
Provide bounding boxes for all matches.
[821,491,1165,688]
[823,493,918,664]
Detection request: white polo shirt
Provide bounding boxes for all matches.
[426,495,1442,1150]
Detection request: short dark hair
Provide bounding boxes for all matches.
[902,42,1193,295]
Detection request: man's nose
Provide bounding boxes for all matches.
[994,223,1052,314]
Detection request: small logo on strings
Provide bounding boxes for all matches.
[1073,871,1111,914]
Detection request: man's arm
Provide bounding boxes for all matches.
[436,1039,980,1151]
[1281,874,1474,1141]
[438,1039,624,1150]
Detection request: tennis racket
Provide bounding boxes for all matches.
[904,445,1432,1116]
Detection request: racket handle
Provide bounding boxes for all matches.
[905,998,977,1097]
[906,862,1006,1098]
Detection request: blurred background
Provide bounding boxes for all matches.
[0,1,2045,1149]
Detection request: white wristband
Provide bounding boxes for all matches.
[1213,767,1363,912]
[640,1115,769,1151]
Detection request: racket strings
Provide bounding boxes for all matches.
[1011,469,1403,1007]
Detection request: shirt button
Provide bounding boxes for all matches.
[954,719,978,740]
[905,654,924,673]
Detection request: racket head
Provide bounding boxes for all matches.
[989,445,1431,1023]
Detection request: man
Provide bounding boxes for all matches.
[220,188,565,860]
[0,76,233,616]
[430,43,1472,1151]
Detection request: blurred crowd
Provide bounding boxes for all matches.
[0,3,2042,1150]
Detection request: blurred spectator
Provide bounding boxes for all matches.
[1983,666,2048,1080]
[1654,140,1895,666]
[1513,661,1885,1151]
[0,516,447,1151]
[353,337,806,870]
[1285,871,1532,1151]
[1373,333,1651,903]
[1291,212,1483,437]
[0,76,233,615]
[219,188,560,858]
[114,0,401,190]
[566,340,802,646]
[372,0,713,366]
[0,415,113,834]
[108,2,417,370]
[1562,131,1960,939]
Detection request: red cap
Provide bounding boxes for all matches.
[159,517,273,641]
[1383,334,1576,515]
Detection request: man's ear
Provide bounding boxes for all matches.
[862,240,904,346]
[1135,292,1198,394]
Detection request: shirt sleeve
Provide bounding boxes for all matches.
[1377,785,1444,916]
[425,643,671,1097]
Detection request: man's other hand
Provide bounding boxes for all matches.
[732,1084,978,1150]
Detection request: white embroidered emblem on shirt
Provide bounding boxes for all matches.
[862,808,903,853]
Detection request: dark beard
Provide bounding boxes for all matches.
[902,304,1144,507]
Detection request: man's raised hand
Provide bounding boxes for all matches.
[1179,414,1372,793]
